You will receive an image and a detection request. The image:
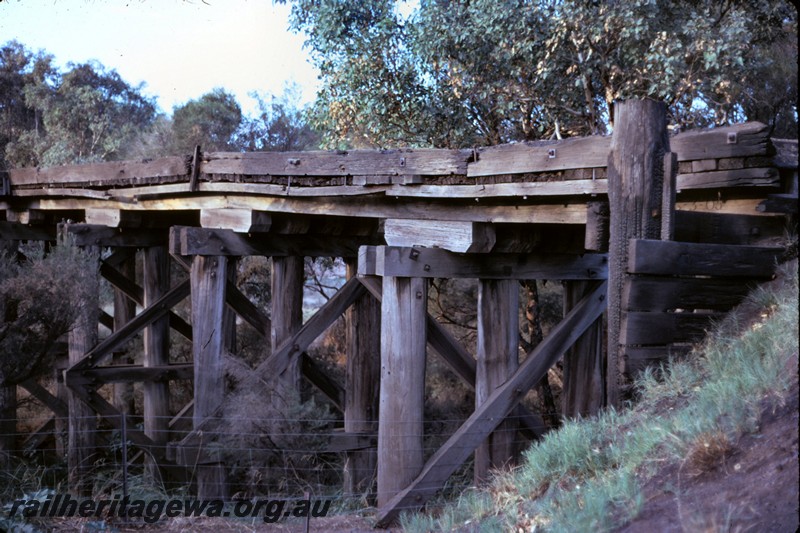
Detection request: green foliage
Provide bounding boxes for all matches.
[0,242,97,386]
[283,0,797,148]
[2,47,156,167]
[171,87,243,153]
[239,85,321,151]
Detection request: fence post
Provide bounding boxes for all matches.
[606,99,670,407]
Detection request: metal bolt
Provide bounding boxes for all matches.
[548,148,557,159]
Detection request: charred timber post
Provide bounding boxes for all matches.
[377,276,428,508]
[474,280,519,484]
[143,246,171,481]
[606,99,670,407]
[191,255,229,499]
[343,259,381,500]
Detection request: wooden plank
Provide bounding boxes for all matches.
[606,100,670,408]
[623,276,754,311]
[84,209,142,227]
[677,167,779,190]
[374,280,608,526]
[202,149,470,176]
[79,364,193,382]
[66,224,168,247]
[674,210,788,245]
[377,276,428,507]
[670,122,770,161]
[628,239,783,277]
[474,280,519,484]
[36,195,590,225]
[674,197,778,217]
[621,311,721,345]
[171,225,375,258]
[8,157,188,186]
[200,209,272,232]
[386,179,609,198]
[361,246,608,280]
[384,219,496,253]
[467,136,611,177]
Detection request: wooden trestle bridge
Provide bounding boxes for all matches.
[0,101,796,526]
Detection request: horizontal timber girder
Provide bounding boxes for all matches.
[170,225,381,258]
[358,245,608,280]
[357,276,547,440]
[64,224,168,247]
[177,276,366,448]
[375,280,608,527]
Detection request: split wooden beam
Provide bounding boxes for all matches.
[7,156,188,187]
[383,219,496,253]
[374,280,608,527]
[358,245,607,280]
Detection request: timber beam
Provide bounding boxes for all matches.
[170,225,381,257]
[358,245,608,280]
[64,223,168,247]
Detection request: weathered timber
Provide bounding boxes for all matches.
[561,281,605,418]
[357,276,546,440]
[8,157,187,186]
[674,211,788,245]
[676,167,779,190]
[621,311,722,345]
[474,280,519,484]
[6,209,46,225]
[84,209,142,227]
[378,276,428,507]
[757,193,799,214]
[200,208,272,232]
[300,354,345,412]
[384,219,496,253]
[112,255,136,416]
[170,225,376,258]
[271,255,305,397]
[190,255,229,500]
[67,245,99,495]
[374,280,607,526]
[19,379,68,418]
[467,136,611,177]
[623,276,756,311]
[606,99,670,408]
[0,221,55,241]
[66,224,168,247]
[143,246,171,479]
[343,260,381,497]
[36,195,589,225]
[662,152,678,240]
[100,260,192,340]
[628,239,783,278]
[79,364,193,383]
[675,197,783,216]
[584,201,610,252]
[359,245,608,280]
[22,416,55,455]
[386,179,609,198]
[202,148,470,176]
[670,122,769,161]
[66,281,190,373]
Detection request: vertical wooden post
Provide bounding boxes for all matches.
[0,385,15,470]
[474,279,519,484]
[607,99,669,406]
[68,246,99,496]
[561,281,605,417]
[191,255,228,499]
[377,276,427,507]
[223,258,238,354]
[270,256,304,400]
[143,246,170,479]
[112,254,136,415]
[344,259,380,500]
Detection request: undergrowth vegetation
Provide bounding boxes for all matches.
[401,260,798,532]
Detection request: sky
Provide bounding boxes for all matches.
[0,0,320,116]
